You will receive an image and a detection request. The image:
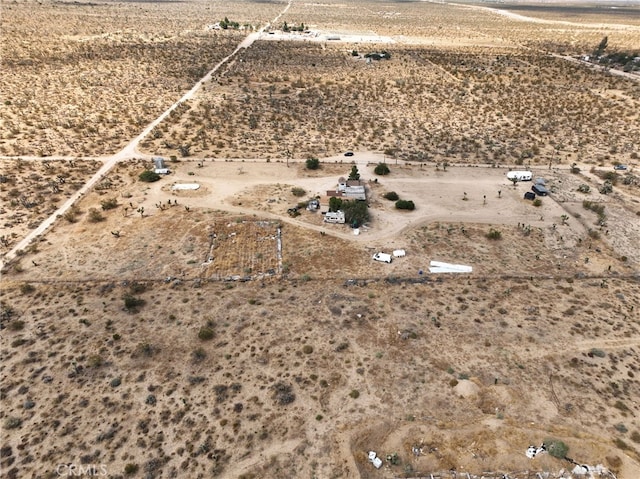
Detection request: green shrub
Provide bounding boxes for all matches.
[543,438,569,458]
[7,320,25,331]
[123,295,145,310]
[395,200,415,210]
[3,416,22,429]
[486,228,502,240]
[305,157,320,170]
[291,187,306,197]
[88,208,105,222]
[198,327,215,341]
[532,199,542,207]
[349,389,360,399]
[374,163,390,175]
[384,191,399,201]
[139,170,160,182]
[302,345,313,354]
[100,198,118,210]
[124,463,139,475]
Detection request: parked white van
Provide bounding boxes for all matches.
[372,252,392,263]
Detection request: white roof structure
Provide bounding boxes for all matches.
[171,183,200,190]
[429,261,472,274]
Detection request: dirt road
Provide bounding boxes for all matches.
[0,1,293,268]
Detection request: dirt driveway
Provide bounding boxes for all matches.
[141,155,581,248]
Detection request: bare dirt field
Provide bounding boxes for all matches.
[1,1,640,478]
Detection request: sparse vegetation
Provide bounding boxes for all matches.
[2,3,640,478]
[291,187,306,197]
[123,294,145,311]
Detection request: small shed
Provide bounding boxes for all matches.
[153,157,170,174]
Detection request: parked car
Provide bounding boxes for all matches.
[532,184,549,196]
[344,151,354,157]
[524,191,536,200]
[614,164,627,170]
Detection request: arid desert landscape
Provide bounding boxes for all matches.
[1,1,640,478]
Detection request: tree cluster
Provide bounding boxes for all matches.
[219,17,240,30]
[282,21,305,32]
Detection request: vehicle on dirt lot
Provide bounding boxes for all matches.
[372,252,392,263]
[507,170,532,181]
[532,184,549,196]
[614,164,627,170]
[344,151,354,157]
[524,191,536,200]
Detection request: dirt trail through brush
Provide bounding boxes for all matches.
[0,0,293,267]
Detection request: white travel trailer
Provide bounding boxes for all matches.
[507,171,532,181]
[323,210,345,224]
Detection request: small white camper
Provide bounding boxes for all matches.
[507,171,532,182]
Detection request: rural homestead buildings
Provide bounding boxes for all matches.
[321,177,367,224]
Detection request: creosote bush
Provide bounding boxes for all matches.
[198,326,215,341]
[88,208,105,223]
[305,157,320,170]
[395,199,415,210]
[291,187,306,197]
[123,294,145,310]
[384,191,399,201]
[544,438,569,458]
[100,198,118,210]
[374,163,390,175]
[486,228,502,240]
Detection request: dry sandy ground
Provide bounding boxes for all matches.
[2,1,640,478]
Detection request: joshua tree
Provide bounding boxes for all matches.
[348,165,360,181]
[136,206,144,218]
